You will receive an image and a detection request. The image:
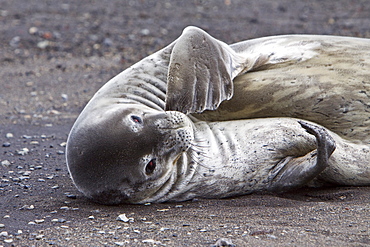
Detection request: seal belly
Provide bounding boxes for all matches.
[195,36,370,143]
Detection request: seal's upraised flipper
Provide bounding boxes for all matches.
[166,26,245,114]
[165,26,321,114]
[267,121,336,192]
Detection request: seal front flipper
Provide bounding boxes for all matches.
[267,121,336,192]
[165,27,321,115]
[165,26,245,114]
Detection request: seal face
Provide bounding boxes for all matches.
[67,26,370,204]
[67,103,195,204]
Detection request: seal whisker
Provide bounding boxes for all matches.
[191,134,210,148]
[186,141,212,170]
[185,150,211,171]
[189,145,209,157]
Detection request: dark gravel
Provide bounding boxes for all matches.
[1,0,370,246]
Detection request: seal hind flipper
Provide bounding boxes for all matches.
[166,26,242,114]
[267,121,336,192]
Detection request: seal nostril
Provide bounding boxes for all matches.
[131,115,143,124]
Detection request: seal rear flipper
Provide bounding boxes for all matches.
[166,26,244,114]
[267,121,336,192]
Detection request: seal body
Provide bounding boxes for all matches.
[66,26,370,204]
[197,35,370,143]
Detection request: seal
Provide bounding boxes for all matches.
[66,26,370,204]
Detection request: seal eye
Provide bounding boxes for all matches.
[145,159,156,175]
[131,115,143,124]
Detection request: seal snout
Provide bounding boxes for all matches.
[89,189,131,205]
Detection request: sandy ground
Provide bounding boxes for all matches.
[1,0,370,246]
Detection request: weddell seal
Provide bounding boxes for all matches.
[66,26,370,204]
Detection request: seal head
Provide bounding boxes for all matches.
[66,103,194,204]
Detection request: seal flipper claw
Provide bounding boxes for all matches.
[166,26,239,114]
[298,121,336,158]
[268,121,336,193]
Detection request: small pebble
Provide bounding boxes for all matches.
[37,40,50,49]
[42,31,53,39]
[17,148,29,155]
[61,94,68,101]
[22,171,31,176]
[35,219,44,224]
[66,194,77,199]
[26,81,34,87]
[103,38,113,46]
[116,214,129,222]
[4,239,13,243]
[267,234,278,239]
[157,209,169,212]
[0,231,8,237]
[29,27,39,35]
[0,224,4,228]
[140,29,150,35]
[9,36,20,47]
[1,160,11,167]
[35,234,44,240]
[61,4,70,10]
[115,241,129,246]
[142,239,155,243]
[88,216,95,220]
[6,133,14,138]
[2,142,11,147]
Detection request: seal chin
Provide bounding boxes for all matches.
[66,104,195,204]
